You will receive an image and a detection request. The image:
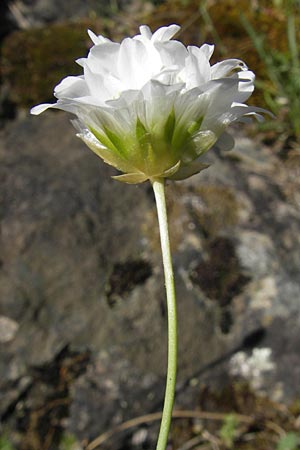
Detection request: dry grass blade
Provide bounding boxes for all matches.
[85,410,253,450]
[176,434,206,450]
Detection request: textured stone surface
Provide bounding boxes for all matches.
[4,0,128,29]
[1,113,300,448]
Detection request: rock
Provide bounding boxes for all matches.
[6,0,129,29]
[0,1,16,39]
[1,112,300,448]
[0,315,19,343]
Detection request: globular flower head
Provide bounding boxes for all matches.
[31,24,267,183]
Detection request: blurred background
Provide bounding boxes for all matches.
[0,1,300,449]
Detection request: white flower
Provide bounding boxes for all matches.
[31,24,267,183]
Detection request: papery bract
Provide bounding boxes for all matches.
[31,24,266,183]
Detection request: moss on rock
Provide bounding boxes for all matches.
[143,0,296,108]
[1,20,110,108]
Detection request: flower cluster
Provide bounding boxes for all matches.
[31,24,265,183]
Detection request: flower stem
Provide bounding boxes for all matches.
[152,178,177,450]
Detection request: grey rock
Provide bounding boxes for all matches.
[1,113,300,448]
[0,315,19,342]
[0,1,15,39]
[6,0,129,29]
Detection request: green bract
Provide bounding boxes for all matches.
[31,24,266,183]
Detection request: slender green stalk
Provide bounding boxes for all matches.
[152,178,177,450]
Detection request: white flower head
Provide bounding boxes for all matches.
[31,24,268,183]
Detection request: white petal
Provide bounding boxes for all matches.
[31,100,79,115]
[84,65,112,101]
[185,46,211,87]
[68,95,106,107]
[174,88,209,128]
[200,43,214,60]
[203,97,270,133]
[231,104,272,121]
[211,59,248,78]
[154,40,187,67]
[200,79,241,132]
[87,107,131,138]
[147,79,181,100]
[238,69,255,83]
[87,42,120,75]
[117,38,151,89]
[87,29,102,45]
[75,57,86,67]
[30,103,54,115]
[236,71,255,102]
[107,89,141,107]
[141,81,178,129]
[87,29,112,45]
[152,24,181,42]
[138,25,152,40]
[54,76,89,99]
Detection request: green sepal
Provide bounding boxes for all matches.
[79,132,135,174]
[169,161,209,180]
[164,109,176,144]
[136,117,153,157]
[112,172,148,184]
[89,126,119,154]
[161,160,181,178]
[187,116,203,136]
[103,126,129,158]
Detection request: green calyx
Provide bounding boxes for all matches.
[86,110,213,184]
